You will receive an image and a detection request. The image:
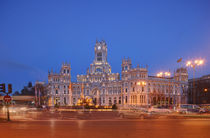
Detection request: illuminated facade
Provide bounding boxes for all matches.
[47,40,188,107]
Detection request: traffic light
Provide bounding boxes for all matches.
[0,83,6,93]
[8,84,12,93]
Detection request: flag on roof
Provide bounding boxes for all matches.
[177,58,182,63]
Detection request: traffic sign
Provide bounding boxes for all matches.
[3,95,12,103]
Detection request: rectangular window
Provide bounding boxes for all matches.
[64,97,66,105]
[119,97,121,104]
[109,97,112,105]
[114,97,117,104]
[103,97,105,104]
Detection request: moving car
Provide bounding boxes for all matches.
[118,108,154,119]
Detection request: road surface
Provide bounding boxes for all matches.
[0,119,210,138]
[1,110,210,138]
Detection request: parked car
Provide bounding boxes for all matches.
[176,104,205,114]
[199,105,210,113]
[148,106,172,114]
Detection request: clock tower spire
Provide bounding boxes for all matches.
[89,40,111,74]
[94,40,107,63]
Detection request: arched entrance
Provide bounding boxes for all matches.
[90,88,101,106]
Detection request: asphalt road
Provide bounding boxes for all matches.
[1,110,210,138]
[0,119,210,138]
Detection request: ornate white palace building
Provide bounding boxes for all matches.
[47,40,188,107]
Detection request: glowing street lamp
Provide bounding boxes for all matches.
[186,59,204,68]
[157,72,171,77]
[186,59,205,104]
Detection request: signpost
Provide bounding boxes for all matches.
[0,84,13,121]
[3,95,12,121]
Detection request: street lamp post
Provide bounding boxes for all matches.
[186,59,204,104]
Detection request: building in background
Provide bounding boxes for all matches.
[47,40,188,107]
[35,81,48,107]
[188,74,210,104]
[47,64,71,106]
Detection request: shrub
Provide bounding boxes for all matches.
[112,104,117,109]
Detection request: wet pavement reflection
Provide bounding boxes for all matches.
[0,119,210,138]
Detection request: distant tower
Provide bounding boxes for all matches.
[61,62,71,80]
[174,67,188,82]
[122,58,132,71]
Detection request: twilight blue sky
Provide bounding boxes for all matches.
[0,0,210,92]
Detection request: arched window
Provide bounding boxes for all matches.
[97,52,102,61]
[96,68,102,72]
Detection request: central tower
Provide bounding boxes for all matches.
[90,40,111,74]
[94,40,107,63]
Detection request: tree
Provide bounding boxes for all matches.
[13,91,20,96]
[28,82,32,88]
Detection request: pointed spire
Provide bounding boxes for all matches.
[51,68,53,74]
[86,67,89,74]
